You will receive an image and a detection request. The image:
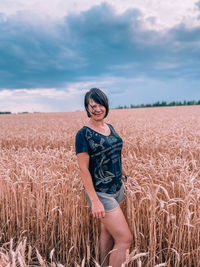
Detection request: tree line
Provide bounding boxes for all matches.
[116,100,200,109]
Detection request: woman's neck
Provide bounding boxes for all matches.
[88,118,105,128]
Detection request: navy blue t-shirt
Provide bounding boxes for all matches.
[75,124,123,194]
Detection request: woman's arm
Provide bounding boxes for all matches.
[77,152,105,218]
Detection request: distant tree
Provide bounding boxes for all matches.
[130,104,135,108]
[152,101,160,107]
[168,101,176,106]
[0,111,12,114]
[160,101,167,106]
[187,100,196,105]
[116,105,124,109]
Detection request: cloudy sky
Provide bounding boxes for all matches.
[0,0,200,113]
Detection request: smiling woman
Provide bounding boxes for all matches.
[84,88,109,119]
[75,88,133,267]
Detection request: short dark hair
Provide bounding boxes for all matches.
[84,88,109,118]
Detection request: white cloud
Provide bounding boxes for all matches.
[0,0,199,30]
[0,87,84,113]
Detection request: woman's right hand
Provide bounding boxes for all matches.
[91,200,105,219]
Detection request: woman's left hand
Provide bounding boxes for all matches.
[91,199,106,219]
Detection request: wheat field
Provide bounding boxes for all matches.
[0,106,200,267]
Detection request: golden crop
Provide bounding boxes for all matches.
[0,106,199,266]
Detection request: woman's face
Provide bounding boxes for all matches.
[87,98,106,121]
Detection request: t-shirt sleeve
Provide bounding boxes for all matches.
[75,129,89,154]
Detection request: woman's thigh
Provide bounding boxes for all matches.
[100,206,132,244]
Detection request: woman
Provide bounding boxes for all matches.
[75,88,133,267]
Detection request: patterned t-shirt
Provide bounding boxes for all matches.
[75,124,123,194]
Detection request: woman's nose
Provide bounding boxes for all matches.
[95,105,101,111]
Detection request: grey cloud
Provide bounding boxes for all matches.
[0,3,200,90]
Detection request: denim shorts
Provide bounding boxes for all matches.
[84,185,125,212]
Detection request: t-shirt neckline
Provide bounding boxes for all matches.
[83,123,112,137]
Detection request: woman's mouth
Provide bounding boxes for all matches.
[93,112,103,116]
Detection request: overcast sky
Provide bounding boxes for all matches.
[0,0,200,112]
